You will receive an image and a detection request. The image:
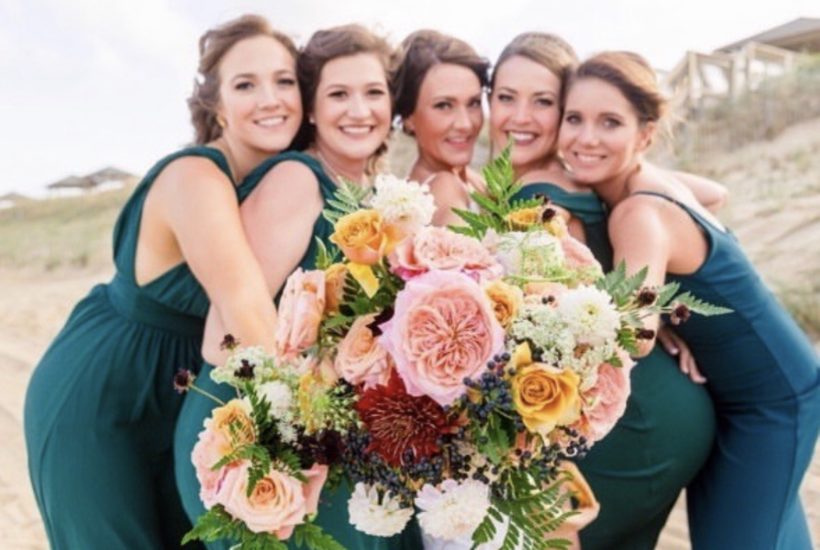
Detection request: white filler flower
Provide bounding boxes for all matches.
[348,482,414,537]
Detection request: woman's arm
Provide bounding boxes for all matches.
[636,162,728,213]
[152,157,277,361]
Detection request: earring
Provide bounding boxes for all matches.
[309,115,316,125]
[216,115,227,128]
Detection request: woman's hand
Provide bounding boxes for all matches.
[657,325,707,384]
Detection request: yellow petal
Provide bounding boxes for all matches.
[511,342,533,367]
[348,262,380,298]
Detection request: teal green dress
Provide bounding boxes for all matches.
[514,184,717,550]
[24,146,230,549]
[633,191,819,550]
[173,151,421,550]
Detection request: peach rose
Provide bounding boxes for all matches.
[217,461,328,540]
[379,269,505,406]
[552,461,600,544]
[505,206,542,230]
[324,263,348,314]
[335,313,393,388]
[578,354,634,443]
[192,399,255,508]
[510,343,581,436]
[389,226,503,282]
[276,268,325,359]
[484,280,523,328]
[330,209,400,265]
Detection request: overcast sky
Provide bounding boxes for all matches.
[1,0,817,195]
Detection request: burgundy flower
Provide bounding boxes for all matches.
[173,369,196,394]
[220,334,240,351]
[636,288,658,306]
[636,328,656,340]
[355,372,455,466]
[670,304,691,325]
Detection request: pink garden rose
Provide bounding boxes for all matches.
[217,461,328,540]
[276,268,326,358]
[389,226,503,282]
[335,313,393,389]
[577,353,635,443]
[379,269,505,406]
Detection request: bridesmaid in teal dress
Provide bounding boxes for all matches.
[487,34,720,549]
[23,16,302,548]
[174,25,421,549]
[392,29,489,226]
[559,50,819,550]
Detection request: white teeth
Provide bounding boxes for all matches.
[341,126,371,135]
[509,131,536,143]
[575,153,604,163]
[447,136,469,144]
[256,116,285,127]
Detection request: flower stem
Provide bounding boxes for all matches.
[189,384,226,406]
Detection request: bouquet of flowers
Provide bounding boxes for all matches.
[180,150,728,549]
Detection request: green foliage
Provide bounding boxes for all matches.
[451,146,540,238]
[476,412,513,464]
[182,506,288,549]
[293,523,347,550]
[322,181,371,224]
[673,292,733,316]
[211,443,272,497]
[314,238,339,270]
[596,262,648,307]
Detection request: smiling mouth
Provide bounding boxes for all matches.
[255,116,287,128]
[340,125,374,136]
[507,131,538,145]
[445,135,473,146]
[572,151,606,165]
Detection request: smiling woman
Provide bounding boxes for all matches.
[23,14,301,549]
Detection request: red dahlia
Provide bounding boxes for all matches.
[355,371,455,466]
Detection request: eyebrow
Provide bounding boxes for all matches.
[229,69,294,81]
[496,86,556,97]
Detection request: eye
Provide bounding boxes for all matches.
[433,101,452,110]
[367,87,387,97]
[496,93,514,103]
[603,117,622,129]
[564,113,581,124]
[468,97,482,108]
[235,81,253,91]
[329,90,347,99]
[277,77,296,87]
[535,97,554,108]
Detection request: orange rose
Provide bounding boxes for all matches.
[330,209,400,265]
[510,343,581,436]
[211,399,255,447]
[484,280,523,328]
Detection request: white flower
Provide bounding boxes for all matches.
[415,479,491,541]
[557,286,621,347]
[256,380,293,420]
[369,174,436,233]
[279,422,297,444]
[492,230,565,279]
[348,483,413,537]
[211,346,275,385]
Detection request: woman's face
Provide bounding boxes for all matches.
[216,35,302,153]
[405,63,483,171]
[489,55,562,171]
[312,53,392,162]
[558,77,653,185]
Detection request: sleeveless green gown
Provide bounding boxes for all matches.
[514,183,717,550]
[24,146,230,548]
[633,191,819,550]
[173,151,422,549]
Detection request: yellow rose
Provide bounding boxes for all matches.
[484,280,523,328]
[330,209,401,265]
[324,263,348,314]
[211,399,256,447]
[505,207,541,230]
[510,343,581,436]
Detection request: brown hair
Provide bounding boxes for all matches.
[566,51,668,124]
[393,29,489,123]
[188,14,298,144]
[491,32,577,92]
[295,24,396,167]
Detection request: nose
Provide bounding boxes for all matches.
[578,122,599,146]
[257,83,281,110]
[347,93,369,118]
[453,106,473,131]
[511,102,530,125]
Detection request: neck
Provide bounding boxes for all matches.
[413,147,467,181]
[512,154,554,182]
[312,141,367,185]
[589,164,639,208]
[216,134,271,183]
